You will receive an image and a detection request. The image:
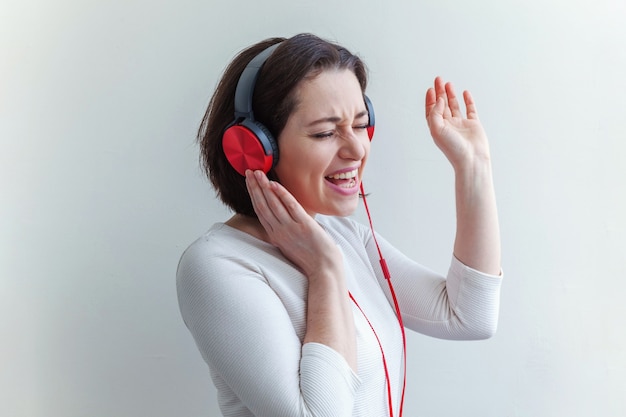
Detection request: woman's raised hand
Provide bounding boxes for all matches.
[425,76,491,170]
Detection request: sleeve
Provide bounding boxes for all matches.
[363,228,503,340]
[176,241,361,417]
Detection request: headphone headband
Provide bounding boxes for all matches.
[233,43,281,120]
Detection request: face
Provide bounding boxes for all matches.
[274,69,371,217]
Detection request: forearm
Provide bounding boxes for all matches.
[452,157,501,276]
[303,268,358,372]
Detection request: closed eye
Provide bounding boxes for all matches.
[311,131,334,139]
[311,123,368,139]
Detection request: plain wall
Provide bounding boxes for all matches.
[2,0,625,416]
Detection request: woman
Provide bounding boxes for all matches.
[177,33,502,417]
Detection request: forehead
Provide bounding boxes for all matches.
[292,69,364,113]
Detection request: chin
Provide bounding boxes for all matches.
[321,201,359,217]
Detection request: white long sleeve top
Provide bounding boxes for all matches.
[176,215,502,417]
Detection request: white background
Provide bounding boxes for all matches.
[2,0,625,416]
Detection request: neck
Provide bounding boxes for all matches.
[225,214,270,243]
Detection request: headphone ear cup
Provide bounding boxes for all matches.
[364,95,375,141]
[366,124,375,141]
[222,119,278,176]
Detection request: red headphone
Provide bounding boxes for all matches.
[222,42,376,176]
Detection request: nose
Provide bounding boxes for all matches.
[338,128,368,161]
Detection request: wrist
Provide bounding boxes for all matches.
[451,148,492,173]
[307,262,344,285]
[454,156,494,190]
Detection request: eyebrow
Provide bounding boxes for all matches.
[306,110,369,127]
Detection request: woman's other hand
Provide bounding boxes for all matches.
[245,169,343,278]
[425,76,491,171]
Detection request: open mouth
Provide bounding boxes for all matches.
[325,168,358,189]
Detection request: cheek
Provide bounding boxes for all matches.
[276,141,328,177]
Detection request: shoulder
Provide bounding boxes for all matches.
[176,223,278,286]
[181,222,277,256]
[178,223,243,265]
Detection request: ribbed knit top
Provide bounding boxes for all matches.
[176,215,502,417]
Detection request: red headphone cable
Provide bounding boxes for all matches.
[353,182,407,417]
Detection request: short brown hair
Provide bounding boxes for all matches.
[197,33,368,216]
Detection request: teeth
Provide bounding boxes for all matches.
[327,168,358,180]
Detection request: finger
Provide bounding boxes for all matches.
[246,170,284,227]
[267,179,310,222]
[434,76,451,118]
[445,82,462,118]
[425,87,436,118]
[463,90,479,120]
[251,170,293,224]
[245,170,277,231]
